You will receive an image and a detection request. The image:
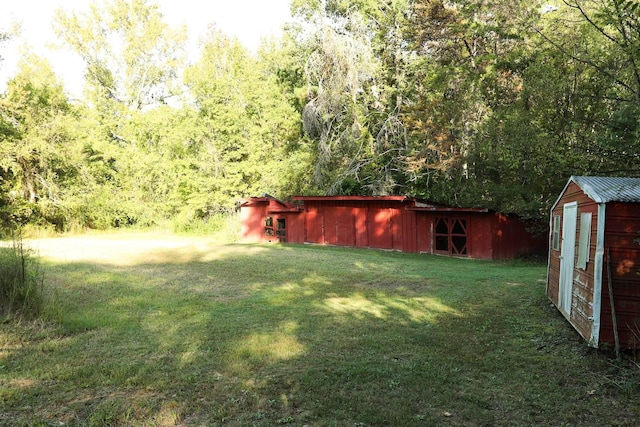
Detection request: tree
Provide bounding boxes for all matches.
[50,0,191,229]
[293,0,413,195]
[183,27,305,214]
[0,53,78,228]
[538,0,640,173]
[53,0,187,111]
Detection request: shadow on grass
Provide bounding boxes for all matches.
[1,243,638,426]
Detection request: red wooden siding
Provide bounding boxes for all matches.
[239,197,303,244]
[299,199,409,251]
[305,206,323,244]
[241,196,547,261]
[415,214,432,254]
[600,202,640,348]
[240,199,269,243]
[492,213,547,260]
[367,208,392,249]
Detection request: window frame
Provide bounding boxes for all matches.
[552,215,561,251]
[577,212,592,270]
[265,216,274,237]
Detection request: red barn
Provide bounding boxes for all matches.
[239,194,303,243]
[240,195,546,261]
[547,176,640,348]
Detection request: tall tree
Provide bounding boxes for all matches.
[50,0,191,228]
[0,53,78,228]
[403,0,539,203]
[293,0,413,195]
[183,28,305,214]
[537,0,640,173]
[53,0,187,111]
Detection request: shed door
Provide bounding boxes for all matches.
[264,216,287,243]
[559,202,578,316]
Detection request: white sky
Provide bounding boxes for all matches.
[0,0,293,98]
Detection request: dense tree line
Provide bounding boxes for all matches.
[1,0,640,233]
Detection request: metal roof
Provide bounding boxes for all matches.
[572,176,640,203]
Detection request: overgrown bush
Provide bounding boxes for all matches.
[0,231,44,319]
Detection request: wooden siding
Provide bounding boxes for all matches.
[241,196,547,261]
[547,181,599,344]
[492,213,547,260]
[302,200,410,251]
[240,200,268,243]
[240,199,303,244]
[601,202,640,348]
[416,215,432,254]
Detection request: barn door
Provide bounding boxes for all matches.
[559,202,578,316]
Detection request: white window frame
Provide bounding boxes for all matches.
[552,215,561,251]
[577,212,592,270]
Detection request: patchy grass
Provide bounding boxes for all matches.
[0,237,638,426]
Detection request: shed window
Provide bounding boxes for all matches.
[276,218,287,241]
[434,217,467,256]
[265,217,274,236]
[577,212,592,269]
[552,215,561,251]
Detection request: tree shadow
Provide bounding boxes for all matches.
[1,243,636,426]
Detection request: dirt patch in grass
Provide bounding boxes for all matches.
[23,232,219,265]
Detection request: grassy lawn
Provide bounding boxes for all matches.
[1,237,639,426]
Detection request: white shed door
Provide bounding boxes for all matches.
[559,202,578,316]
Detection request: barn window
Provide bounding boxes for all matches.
[577,212,592,269]
[265,217,274,236]
[434,217,468,256]
[552,215,561,251]
[450,219,468,255]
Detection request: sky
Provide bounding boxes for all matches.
[0,0,293,98]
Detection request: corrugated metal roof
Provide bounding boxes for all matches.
[572,176,640,203]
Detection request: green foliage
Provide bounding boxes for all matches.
[172,211,240,242]
[296,1,412,195]
[53,0,187,110]
[183,28,307,210]
[5,0,640,231]
[0,231,44,319]
[0,53,80,229]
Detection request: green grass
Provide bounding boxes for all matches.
[1,240,639,426]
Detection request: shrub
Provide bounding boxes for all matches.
[0,231,44,319]
[172,211,240,241]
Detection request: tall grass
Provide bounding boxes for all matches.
[0,230,44,319]
[172,211,240,241]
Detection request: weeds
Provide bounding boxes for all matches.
[0,228,44,320]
